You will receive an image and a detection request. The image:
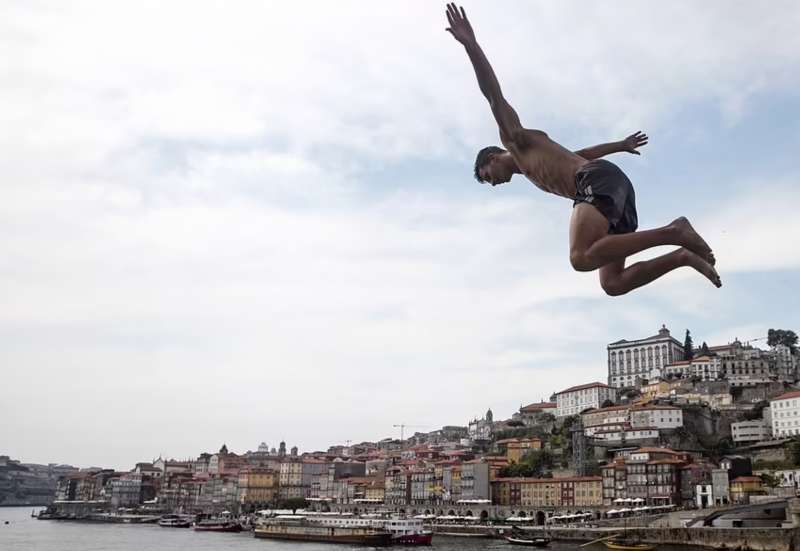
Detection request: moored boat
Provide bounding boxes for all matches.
[194,518,243,532]
[602,541,656,551]
[159,514,193,528]
[254,515,391,546]
[505,535,551,547]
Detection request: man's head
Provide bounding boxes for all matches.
[474,146,513,186]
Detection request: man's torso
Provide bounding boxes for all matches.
[503,129,588,199]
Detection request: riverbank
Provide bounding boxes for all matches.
[431,523,799,551]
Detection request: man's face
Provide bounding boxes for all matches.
[480,155,510,186]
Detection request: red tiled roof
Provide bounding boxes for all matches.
[772,390,800,401]
[520,401,557,412]
[583,405,629,414]
[732,476,763,483]
[555,382,612,395]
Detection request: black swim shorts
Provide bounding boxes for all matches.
[573,159,638,234]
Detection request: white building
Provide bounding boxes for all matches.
[770,390,800,438]
[581,404,683,441]
[629,405,683,429]
[731,419,772,444]
[554,382,617,418]
[607,325,685,388]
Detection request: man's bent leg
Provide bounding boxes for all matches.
[599,248,721,296]
[570,204,694,272]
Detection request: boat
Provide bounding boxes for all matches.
[380,518,433,545]
[194,518,243,532]
[505,535,551,547]
[254,515,391,546]
[602,541,656,551]
[158,514,193,528]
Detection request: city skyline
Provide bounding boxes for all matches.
[2,1,800,469]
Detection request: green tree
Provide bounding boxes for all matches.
[790,440,800,466]
[768,329,798,354]
[279,498,309,512]
[700,342,711,356]
[684,330,694,360]
[760,472,780,488]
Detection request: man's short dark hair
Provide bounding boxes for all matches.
[474,146,506,182]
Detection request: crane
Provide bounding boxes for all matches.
[392,423,427,446]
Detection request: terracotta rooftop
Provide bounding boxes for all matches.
[520,401,557,412]
[772,390,800,401]
[555,382,612,395]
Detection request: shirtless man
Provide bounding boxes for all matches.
[445,3,721,296]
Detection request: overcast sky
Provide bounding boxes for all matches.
[2,1,800,470]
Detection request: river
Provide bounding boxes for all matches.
[1,507,694,551]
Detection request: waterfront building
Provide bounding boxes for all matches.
[410,468,435,505]
[441,464,462,503]
[491,476,602,507]
[110,473,142,508]
[730,476,765,504]
[278,459,305,500]
[607,325,685,388]
[711,469,731,506]
[770,390,800,437]
[238,468,276,507]
[600,447,690,506]
[555,382,617,418]
[384,468,411,505]
[461,460,490,501]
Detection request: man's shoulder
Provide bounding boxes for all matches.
[503,127,547,149]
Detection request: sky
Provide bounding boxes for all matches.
[2,1,799,471]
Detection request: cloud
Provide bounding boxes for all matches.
[2,1,800,467]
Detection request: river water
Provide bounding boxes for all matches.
[0,507,691,551]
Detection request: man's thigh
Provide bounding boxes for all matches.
[569,203,611,254]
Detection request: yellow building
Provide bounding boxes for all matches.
[572,477,603,506]
[238,468,276,505]
[492,476,603,507]
[505,438,543,463]
[730,476,764,504]
[522,479,561,507]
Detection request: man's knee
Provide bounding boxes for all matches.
[600,276,628,297]
[570,250,594,272]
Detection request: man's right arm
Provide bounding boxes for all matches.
[446,4,523,144]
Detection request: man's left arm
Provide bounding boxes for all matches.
[575,131,648,160]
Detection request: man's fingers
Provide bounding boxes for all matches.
[446,10,454,25]
[460,6,467,20]
[633,151,640,155]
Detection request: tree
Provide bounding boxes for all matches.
[279,498,309,513]
[768,329,798,355]
[684,330,694,360]
[790,440,800,467]
[701,342,711,356]
[760,472,780,489]
[601,399,615,408]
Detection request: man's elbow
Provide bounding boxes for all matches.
[574,149,592,160]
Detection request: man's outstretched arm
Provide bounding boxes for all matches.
[445,3,523,144]
[575,131,649,160]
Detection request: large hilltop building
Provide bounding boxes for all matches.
[607,325,685,388]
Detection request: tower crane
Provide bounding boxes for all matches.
[392,423,428,447]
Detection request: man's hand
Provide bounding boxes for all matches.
[445,3,475,46]
[622,131,649,155]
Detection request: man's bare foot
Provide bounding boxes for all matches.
[672,217,715,265]
[680,248,722,288]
